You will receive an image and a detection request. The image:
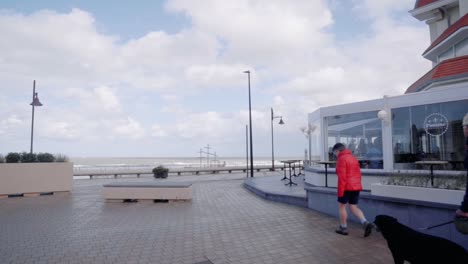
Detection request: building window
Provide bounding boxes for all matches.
[309,119,322,161]
[325,111,383,169]
[438,46,454,63]
[455,38,468,57]
[392,99,468,170]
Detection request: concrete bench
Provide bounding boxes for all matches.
[102,182,192,201]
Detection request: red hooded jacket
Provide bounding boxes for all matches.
[336,149,362,197]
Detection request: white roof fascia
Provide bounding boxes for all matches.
[308,84,468,118]
[318,97,383,117]
[388,83,468,109]
[423,76,468,90]
[423,27,468,60]
[410,0,458,21]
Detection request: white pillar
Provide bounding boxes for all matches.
[380,96,394,170]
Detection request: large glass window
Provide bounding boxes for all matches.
[309,119,322,161]
[438,47,454,63]
[455,38,468,57]
[325,111,383,169]
[392,99,468,170]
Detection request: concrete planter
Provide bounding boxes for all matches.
[0,162,73,195]
[370,183,464,205]
[153,172,168,179]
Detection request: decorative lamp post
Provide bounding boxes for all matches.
[30,80,43,154]
[270,107,284,170]
[301,124,316,165]
[243,70,254,177]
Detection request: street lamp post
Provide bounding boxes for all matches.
[301,124,316,165]
[245,124,249,178]
[30,80,43,154]
[270,108,284,170]
[243,70,254,177]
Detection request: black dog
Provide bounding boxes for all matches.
[374,215,468,264]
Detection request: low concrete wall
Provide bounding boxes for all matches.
[304,166,465,190]
[243,182,307,208]
[304,170,386,190]
[0,162,73,195]
[371,183,465,205]
[305,185,468,250]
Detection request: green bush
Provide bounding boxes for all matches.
[6,152,21,163]
[2,152,70,163]
[20,152,37,163]
[386,173,465,190]
[37,153,55,162]
[55,154,69,162]
[152,166,169,179]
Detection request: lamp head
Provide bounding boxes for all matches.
[243,70,250,74]
[377,110,388,121]
[30,93,43,106]
[278,118,284,125]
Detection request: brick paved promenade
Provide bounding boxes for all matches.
[0,173,393,263]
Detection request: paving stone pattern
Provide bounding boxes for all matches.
[0,173,393,263]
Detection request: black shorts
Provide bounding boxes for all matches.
[338,191,360,205]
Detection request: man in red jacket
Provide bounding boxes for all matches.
[332,143,373,237]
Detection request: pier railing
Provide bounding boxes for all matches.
[74,165,288,179]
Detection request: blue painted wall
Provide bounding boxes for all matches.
[305,186,468,250]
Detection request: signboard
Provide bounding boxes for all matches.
[424,113,448,136]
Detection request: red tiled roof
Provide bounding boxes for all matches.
[415,0,440,9]
[405,55,468,93]
[424,13,468,54]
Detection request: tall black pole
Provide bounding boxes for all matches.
[308,131,312,163]
[246,124,249,178]
[271,108,275,170]
[30,80,36,154]
[244,71,254,177]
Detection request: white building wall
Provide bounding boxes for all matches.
[460,0,468,17]
[428,6,459,42]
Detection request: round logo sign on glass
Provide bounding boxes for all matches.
[424,113,448,136]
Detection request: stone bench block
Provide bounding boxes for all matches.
[103,182,192,200]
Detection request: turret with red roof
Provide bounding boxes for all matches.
[406,0,468,93]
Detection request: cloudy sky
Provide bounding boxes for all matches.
[0,0,431,158]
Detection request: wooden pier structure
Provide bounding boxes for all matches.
[74,165,293,179]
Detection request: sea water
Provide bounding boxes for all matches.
[71,156,301,178]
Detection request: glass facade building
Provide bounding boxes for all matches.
[392,99,468,170]
[308,85,468,171]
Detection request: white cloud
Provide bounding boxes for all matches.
[4,115,23,126]
[42,121,78,140]
[151,124,167,137]
[0,9,119,87]
[167,0,334,65]
[184,63,250,89]
[94,86,121,112]
[0,2,433,156]
[113,117,146,140]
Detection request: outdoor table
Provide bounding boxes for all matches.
[316,161,336,187]
[414,160,449,186]
[280,162,288,181]
[280,160,300,186]
[297,160,304,177]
